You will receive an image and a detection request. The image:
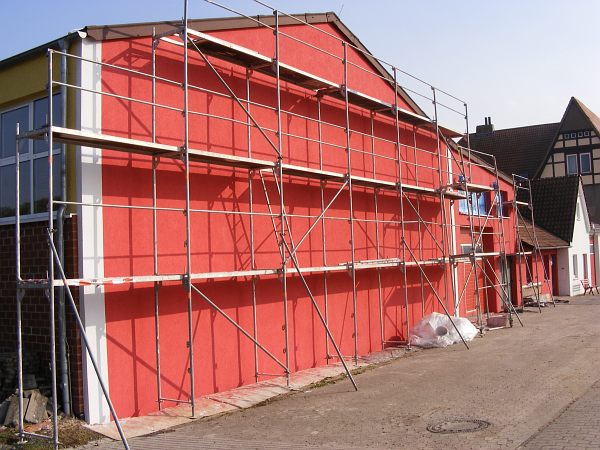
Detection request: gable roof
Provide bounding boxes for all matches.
[534,97,600,178]
[518,218,569,249]
[463,97,600,180]
[0,12,425,119]
[460,122,559,178]
[521,176,581,243]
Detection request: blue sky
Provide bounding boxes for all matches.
[2,0,599,132]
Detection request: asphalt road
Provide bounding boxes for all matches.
[82,295,600,449]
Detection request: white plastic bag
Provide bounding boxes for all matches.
[409,312,478,348]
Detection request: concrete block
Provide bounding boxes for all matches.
[3,395,30,427]
[24,390,48,424]
[0,398,10,424]
[487,315,508,328]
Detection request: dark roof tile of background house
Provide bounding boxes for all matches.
[519,176,580,243]
[461,122,559,178]
[518,218,569,249]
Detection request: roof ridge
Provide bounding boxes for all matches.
[469,121,560,136]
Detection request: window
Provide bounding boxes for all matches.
[584,131,591,137]
[566,154,578,176]
[573,254,579,278]
[458,192,488,216]
[525,255,533,283]
[583,254,589,279]
[460,243,482,254]
[571,132,577,139]
[458,191,469,214]
[578,131,584,138]
[497,190,509,217]
[580,153,592,174]
[476,192,487,215]
[576,203,581,221]
[0,94,62,220]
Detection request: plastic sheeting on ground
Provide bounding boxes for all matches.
[409,312,478,348]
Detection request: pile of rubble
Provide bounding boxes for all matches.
[0,388,50,426]
[0,352,56,429]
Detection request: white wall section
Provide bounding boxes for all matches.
[75,38,110,425]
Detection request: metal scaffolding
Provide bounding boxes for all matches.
[512,174,556,310]
[10,1,541,448]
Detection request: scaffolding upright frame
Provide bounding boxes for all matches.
[512,174,556,310]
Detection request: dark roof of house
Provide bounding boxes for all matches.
[460,122,560,178]
[520,176,581,243]
[461,97,600,180]
[518,218,569,249]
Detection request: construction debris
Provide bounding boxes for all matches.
[409,312,479,348]
[1,390,49,427]
[0,397,10,424]
[24,390,48,423]
[487,314,508,328]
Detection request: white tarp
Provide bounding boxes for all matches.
[409,312,478,348]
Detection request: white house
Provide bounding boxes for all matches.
[530,176,597,296]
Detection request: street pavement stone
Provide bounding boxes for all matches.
[520,381,600,449]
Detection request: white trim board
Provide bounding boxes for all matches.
[76,38,111,425]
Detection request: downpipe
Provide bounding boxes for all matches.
[56,38,71,417]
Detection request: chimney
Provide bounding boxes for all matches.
[476,116,494,134]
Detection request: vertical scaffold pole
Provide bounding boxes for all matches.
[464,103,471,151]
[274,10,291,385]
[246,68,259,382]
[342,42,359,364]
[182,0,196,416]
[15,124,25,445]
[448,90,482,332]
[393,67,410,346]
[412,129,425,316]
[370,114,384,350]
[47,49,59,450]
[317,96,331,360]
[513,175,528,312]
[491,156,516,324]
[151,28,163,410]
[431,87,451,317]
[527,178,546,309]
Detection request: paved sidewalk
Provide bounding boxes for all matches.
[520,381,600,450]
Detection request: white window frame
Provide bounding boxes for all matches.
[573,254,579,279]
[583,253,589,279]
[580,152,592,174]
[566,154,578,176]
[0,95,62,225]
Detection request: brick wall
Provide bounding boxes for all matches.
[0,216,84,417]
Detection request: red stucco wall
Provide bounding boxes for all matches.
[97,23,515,418]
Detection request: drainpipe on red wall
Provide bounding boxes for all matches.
[56,38,71,417]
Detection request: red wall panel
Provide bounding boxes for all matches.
[98,24,513,419]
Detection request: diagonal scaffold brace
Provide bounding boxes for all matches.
[189,283,289,374]
[282,239,358,391]
[47,231,130,450]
